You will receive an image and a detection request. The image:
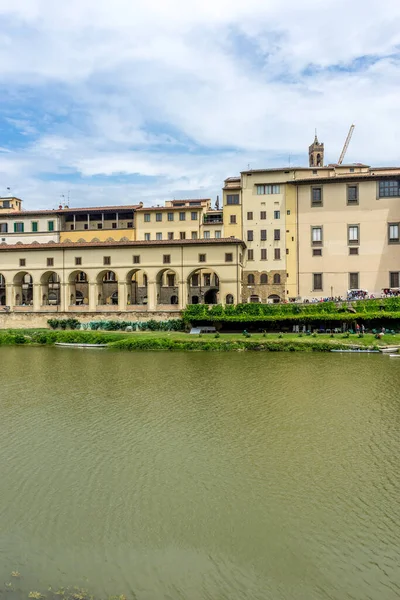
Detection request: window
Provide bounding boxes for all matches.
[84,224,88,230]
[274,248,281,260]
[204,231,210,239]
[349,247,359,255]
[247,212,253,220]
[348,225,359,244]
[133,255,140,264]
[2,200,10,208]
[191,231,198,239]
[199,254,206,263]
[313,273,323,290]
[156,232,162,240]
[203,274,211,286]
[256,185,280,195]
[48,221,54,232]
[97,223,103,229]
[312,169,318,175]
[167,212,174,221]
[311,226,322,245]
[144,233,150,241]
[261,249,267,260]
[349,272,359,289]
[312,248,322,256]
[226,194,239,205]
[144,213,151,222]
[390,272,400,288]
[379,180,400,198]
[230,215,237,224]
[191,212,197,221]
[75,257,82,265]
[274,229,280,241]
[167,274,175,287]
[247,274,255,285]
[260,211,266,220]
[347,185,358,205]
[225,253,233,262]
[127,222,133,228]
[349,167,355,173]
[19,258,26,267]
[286,249,289,255]
[389,223,399,242]
[168,232,174,240]
[215,230,221,238]
[192,274,199,286]
[260,273,268,284]
[14,222,24,233]
[311,187,323,206]
[0,223,7,233]
[180,232,186,240]
[248,249,254,260]
[247,230,253,241]
[226,294,234,304]
[179,212,186,221]
[103,256,111,266]
[274,210,280,219]
[273,274,281,284]
[156,213,162,222]
[47,258,54,267]
[31,222,38,232]
[163,255,171,264]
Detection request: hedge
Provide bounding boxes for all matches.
[47,318,184,331]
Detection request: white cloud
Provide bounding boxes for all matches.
[0,0,399,208]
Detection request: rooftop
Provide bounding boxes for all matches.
[0,204,142,218]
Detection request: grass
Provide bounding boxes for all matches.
[0,329,399,351]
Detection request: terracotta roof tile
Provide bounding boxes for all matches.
[0,238,245,251]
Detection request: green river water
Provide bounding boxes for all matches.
[0,347,399,600]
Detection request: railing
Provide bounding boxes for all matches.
[203,216,223,224]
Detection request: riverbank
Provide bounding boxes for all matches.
[0,329,399,351]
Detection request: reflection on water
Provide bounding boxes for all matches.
[0,347,400,600]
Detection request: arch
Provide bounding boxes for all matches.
[156,268,179,305]
[260,273,268,285]
[310,154,314,166]
[170,295,179,305]
[247,273,255,285]
[225,294,234,305]
[96,270,118,306]
[39,271,61,306]
[273,273,281,284]
[0,273,5,306]
[316,153,321,166]
[13,271,33,305]
[268,294,281,304]
[125,269,148,305]
[68,271,89,306]
[250,295,261,303]
[187,268,220,304]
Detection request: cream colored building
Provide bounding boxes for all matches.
[0,238,244,311]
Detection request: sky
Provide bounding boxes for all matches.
[0,0,400,209]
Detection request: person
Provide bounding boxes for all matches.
[361,324,365,334]
[356,323,360,334]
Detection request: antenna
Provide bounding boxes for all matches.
[338,124,355,165]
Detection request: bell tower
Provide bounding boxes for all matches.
[309,132,324,167]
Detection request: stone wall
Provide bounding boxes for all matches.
[241,269,286,303]
[0,310,183,329]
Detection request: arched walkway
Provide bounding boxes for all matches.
[40,271,61,306]
[187,268,219,304]
[268,294,281,304]
[126,269,148,305]
[156,269,179,305]
[13,272,33,306]
[225,294,234,305]
[0,273,6,305]
[68,271,89,306]
[250,295,261,303]
[96,270,118,306]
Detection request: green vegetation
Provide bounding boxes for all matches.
[0,329,399,351]
[2,578,127,600]
[47,318,184,331]
[183,298,400,324]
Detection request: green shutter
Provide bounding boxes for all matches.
[48,221,54,231]
[32,222,38,232]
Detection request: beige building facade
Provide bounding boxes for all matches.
[0,238,244,312]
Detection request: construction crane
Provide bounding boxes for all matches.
[338,124,355,164]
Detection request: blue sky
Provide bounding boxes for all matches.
[0,0,400,209]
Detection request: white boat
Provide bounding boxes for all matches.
[389,354,400,358]
[379,347,400,353]
[55,342,107,348]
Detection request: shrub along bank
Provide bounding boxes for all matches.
[47,318,184,331]
[183,298,400,328]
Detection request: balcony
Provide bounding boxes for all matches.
[203,214,223,225]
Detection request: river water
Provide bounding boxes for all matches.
[0,347,399,600]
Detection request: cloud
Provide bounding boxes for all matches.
[0,0,399,208]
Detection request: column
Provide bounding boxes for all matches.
[89,282,97,312]
[61,281,69,312]
[33,283,41,311]
[118,281,127,311]
[6,283,12,309]
[178,280,188,309]
[147,281,156,311]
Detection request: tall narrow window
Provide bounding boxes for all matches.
[247,212,253,220]
[311,226,322,245]
[48,221,54,232]
[247,230,253,242]
[144,233,150,241]
[274,248,281,260]
[261,249,267,260]
[313,273,323,290]
[191,231,198,239]
[247,249,254,260]
[230,215,237,224]
[144,213,151,222]
[156,213,162,222]
[390,272,399,288]
[180,232,186,240]
[349,272,359,289]
[274,210,280,219]
[191,212,198,220]
[348,225,359,244]
[163,255,171,264]
[167,212,174,221]
[168,232,174,240]
[204,231,210,239]
[347,185,358,205]
[199,254,206,263]
[179,212,186,221]
[103,256,111,266]
[156,232,162,240]
[274,229,280,241]
[311,187,323,207]
[31,222,38,232]
[389,223,399,242]
[260,230,267,241]
[260,211,266,220]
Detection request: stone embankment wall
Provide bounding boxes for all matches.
[0,310,183,329]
